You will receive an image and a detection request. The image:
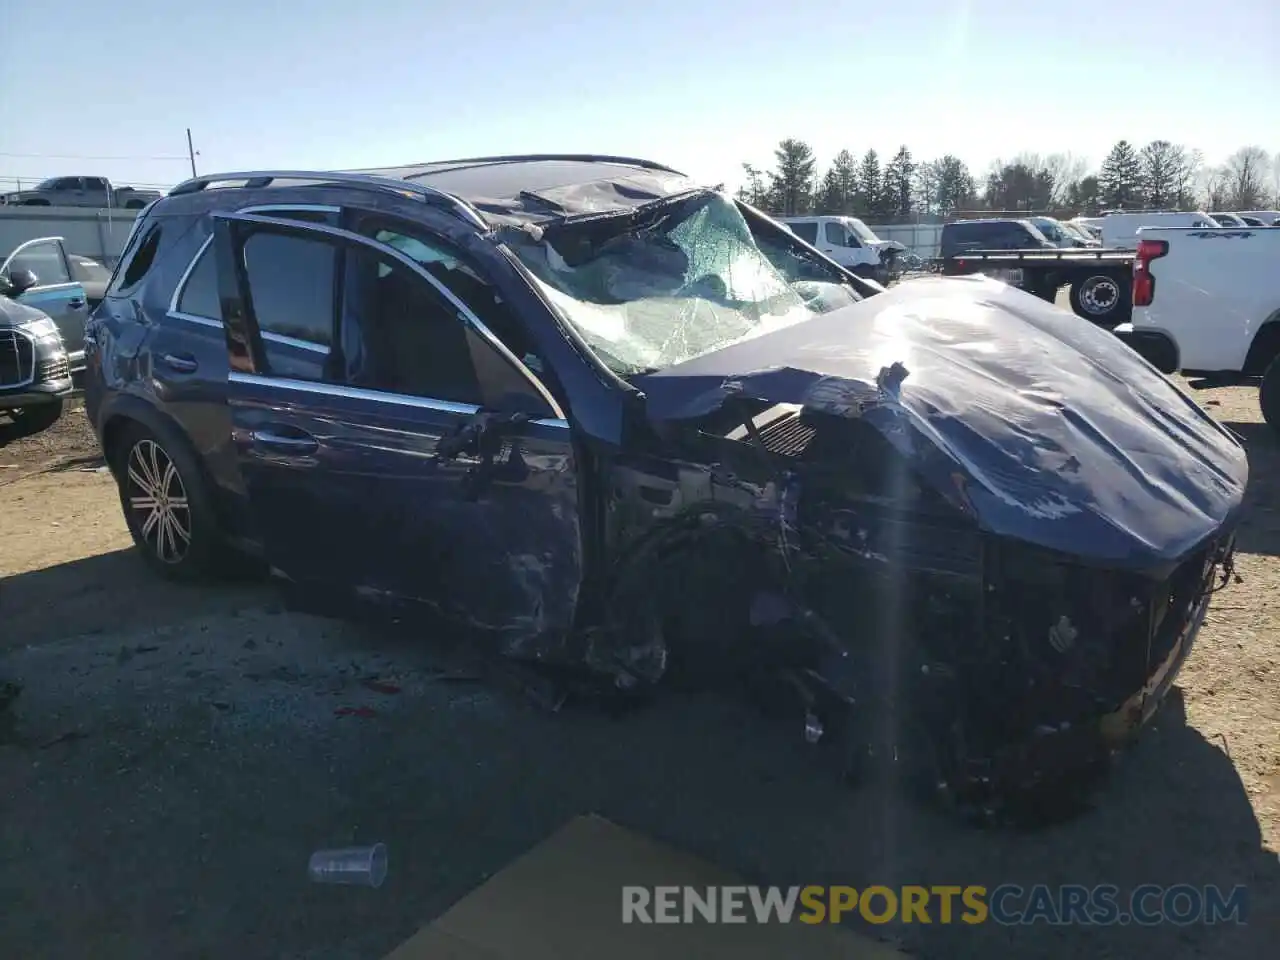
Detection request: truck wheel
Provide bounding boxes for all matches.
[5,400,63,438]
[1070,274,1129,325]
[1261,355,1280,435]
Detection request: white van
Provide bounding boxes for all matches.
[779,216,901,277]
[1099,210,1217,248]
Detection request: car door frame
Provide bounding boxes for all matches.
[209,209,582,644]
[1,236,88,368]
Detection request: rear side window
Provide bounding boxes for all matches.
[120,224,162,289]
[242,232,336,348]
[177,244,220,319]
[789,222,818,244]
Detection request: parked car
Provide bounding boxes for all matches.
[0,237,91,373]
[779,215,902,282]
[0,276,74,436]
[1208,212,1248,227]
[1029,216,1099,248]
[1233,210,1280,226]
[1113,222,1280,432]
[84,156,1246,817]
[0,176,161,209]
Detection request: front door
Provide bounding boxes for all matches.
[209,212,582,648]
[1,237,88,365]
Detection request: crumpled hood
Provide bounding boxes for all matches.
[635,276,1248,568]
[0,295,51,328]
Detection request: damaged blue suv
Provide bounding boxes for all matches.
[84,155,1247,820]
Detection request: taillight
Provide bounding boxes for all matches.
[1132,238,1168,307]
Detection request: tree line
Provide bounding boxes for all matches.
[735,140,1279,221]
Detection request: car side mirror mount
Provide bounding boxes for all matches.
[3,268,38,296]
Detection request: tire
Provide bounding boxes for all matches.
[1261,355,1280,436]
[1070,273,1130,325]
[22,199,51,206]
[4,399,63,438]
[110,420,228,581]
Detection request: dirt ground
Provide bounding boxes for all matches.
[2,382,1278,960]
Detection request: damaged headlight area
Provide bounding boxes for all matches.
[553,384,1241,828]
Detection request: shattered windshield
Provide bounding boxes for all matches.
[505,192,862,377]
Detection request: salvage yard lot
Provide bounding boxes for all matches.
[2,384,1278,960]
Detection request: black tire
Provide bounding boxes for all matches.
[5,399,63,438]
[1069,273,1130,325]
[1261,355,1280,436]
[110,420,228,581]
[22,199,51,206]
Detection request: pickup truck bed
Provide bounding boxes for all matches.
[941,248,1136,325]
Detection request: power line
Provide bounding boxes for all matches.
[0,152,189,161]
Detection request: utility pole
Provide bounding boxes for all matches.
[186,128,198,177]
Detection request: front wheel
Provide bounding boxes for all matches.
[4,400,63,438]
[1069,273,1130,325]
[112,422,227,580]
[1261,355,1280,435]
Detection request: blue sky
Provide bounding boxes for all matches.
[3,0,1277,192]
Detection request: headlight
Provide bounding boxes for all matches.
[21,317,60,341]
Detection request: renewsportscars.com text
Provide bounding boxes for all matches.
[621,884,1249,926]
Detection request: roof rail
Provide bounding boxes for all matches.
[166,169,489,229]
[384,153,688,176]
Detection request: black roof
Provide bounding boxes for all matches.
[349,154,701,229]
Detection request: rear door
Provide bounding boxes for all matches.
[1,237,88,366]
[209,211,582,643]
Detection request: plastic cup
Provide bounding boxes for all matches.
[308,843,388,888]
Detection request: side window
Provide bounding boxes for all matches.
[85,178,110,192]
[7,240,71,285]
[789,221,818,244]
[242,232,336,349]
[342,247,546,412]
[824,222,846,246]
[351,217,534,362]
[51,177,81,192]
[176,243,220,319]
[119,223,162,289]
[174,210,339,323]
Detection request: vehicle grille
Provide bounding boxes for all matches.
[37,355,70,383]
[0,329,36,388]
[756,412,816,457]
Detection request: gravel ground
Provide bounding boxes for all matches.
[1,382,1278,960]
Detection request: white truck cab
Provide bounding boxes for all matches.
[1114,224,1280,430]
[779,216,899,278]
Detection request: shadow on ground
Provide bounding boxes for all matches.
[1224,421,1279,558]
[0,545,1276,960]
[0,547,269,652]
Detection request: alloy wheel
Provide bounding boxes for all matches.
[125,439,192,564]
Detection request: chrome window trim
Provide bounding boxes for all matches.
[221,212,566,421]
[228,371,569,430]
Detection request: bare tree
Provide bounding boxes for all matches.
[1223,146,1270,209]
[1199,166,1229,211]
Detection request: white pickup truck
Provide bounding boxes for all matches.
[1113,225,1280,431]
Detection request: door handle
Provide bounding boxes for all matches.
[161,353,198,373]
[68,297,86,309]
[250,428,318,454]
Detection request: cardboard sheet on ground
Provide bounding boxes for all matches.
[383,814,910,959]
